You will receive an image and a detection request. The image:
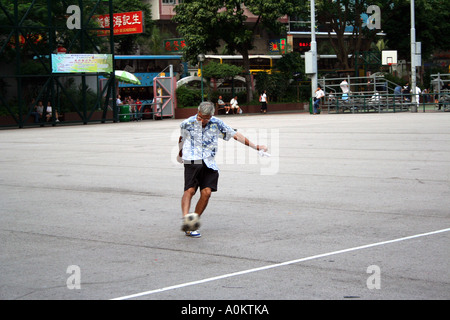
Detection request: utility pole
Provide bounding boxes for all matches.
[410,0,417,112]
[310,0,318,98]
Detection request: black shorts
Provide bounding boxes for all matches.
[184,161,219,192]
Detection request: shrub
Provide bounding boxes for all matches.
[176,85,202,108]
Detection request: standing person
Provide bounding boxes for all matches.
[394,84,402,99]
[116,95,123,106]
[411,85,422,106]
[178,101,268,237]
[313,86,325,114]
[135,98,142,120]
[402,83,410,102]
[260,90,268,114]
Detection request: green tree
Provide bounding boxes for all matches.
[202,60,243,100]
[382,0,450,61]
[307,0,450,70]
[312,0,384,70]
[255,52,305,102]
[202,61,243,79]
[173,0,303,102]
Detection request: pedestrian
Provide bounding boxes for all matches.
[116,95,123,105]
[178,101,268,237]
[260,90,268,113]
[313,85,325,114]
[411,85,421,105]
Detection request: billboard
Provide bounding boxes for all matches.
[95,11,144,36]
[51,54,113,73]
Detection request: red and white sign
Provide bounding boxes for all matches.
[96,11,143,36]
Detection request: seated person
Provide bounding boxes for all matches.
[229,96,241,114]
[217,96,230,114]
[31,100,44,123]
[45,102,60,122]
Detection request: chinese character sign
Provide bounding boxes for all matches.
[164,39,186,53]
[96,11,143,36]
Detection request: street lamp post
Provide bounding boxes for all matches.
[197,53,205,102]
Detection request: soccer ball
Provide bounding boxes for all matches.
[182,213,201,232]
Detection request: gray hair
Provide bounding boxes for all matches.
[198,101,215,116]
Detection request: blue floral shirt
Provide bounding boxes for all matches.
[180,115,236,171]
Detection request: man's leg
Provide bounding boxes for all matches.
[181,187,196,217]
[195,187,212,217]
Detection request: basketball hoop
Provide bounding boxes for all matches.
[382,50,398,66]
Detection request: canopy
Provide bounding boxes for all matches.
[113,70,141,85]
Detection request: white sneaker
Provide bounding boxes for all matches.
[185,230,201,238]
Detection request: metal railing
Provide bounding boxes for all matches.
[323,92,450,113]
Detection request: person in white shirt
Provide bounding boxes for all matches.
[340,80,349,94]
[178,102,268,237]
[229,96,241,114]
[313,86,325,114]
[260,90,268,114]
[45,102,60,122]
[411,85,422,105]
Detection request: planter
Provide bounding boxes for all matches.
[0,110,115,127]
[174,102,307,119]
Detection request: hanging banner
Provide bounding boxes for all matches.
[95,11,144,36]
[51,54,113,73]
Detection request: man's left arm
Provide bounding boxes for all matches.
[233,131,268,152]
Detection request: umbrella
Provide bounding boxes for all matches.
[113,70,141,85]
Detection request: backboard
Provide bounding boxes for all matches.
[382,50,398,65]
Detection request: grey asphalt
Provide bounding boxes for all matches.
[0,112,449,300]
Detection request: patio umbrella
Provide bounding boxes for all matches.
[113,70,141,85]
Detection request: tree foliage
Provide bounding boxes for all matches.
[382,0,450,60]
[173,0,303,101]
[312,0,384,70]
[308,0,450,69]
[0,0,152,57]
[202,61,243,79]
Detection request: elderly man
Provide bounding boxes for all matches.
[178,101,268,237]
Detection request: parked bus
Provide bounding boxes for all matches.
[204,55,283,74]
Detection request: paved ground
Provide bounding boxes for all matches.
[0,112,449,302]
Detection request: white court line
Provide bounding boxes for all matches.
[111,227,450,300]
